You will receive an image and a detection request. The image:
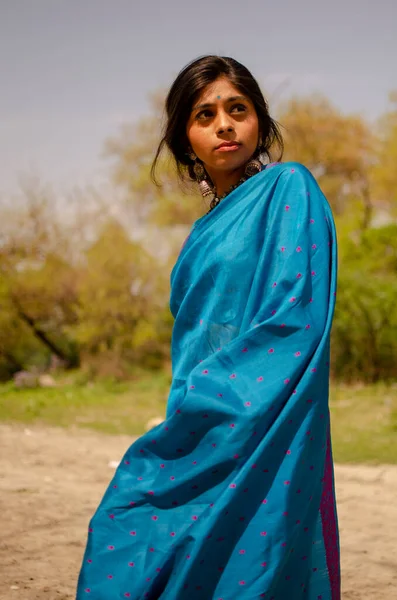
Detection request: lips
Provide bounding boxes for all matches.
[215,142,241,149]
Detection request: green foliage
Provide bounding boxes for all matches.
[68,219,173,376]
[1,89,397,384]
[279,94,375,219]
[278,94,397,382]
[0,189,174,380]
[331,221,397,382]
[370,92,397,212]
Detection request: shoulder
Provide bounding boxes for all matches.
[263,161,324,199]
[264,161,317,186]
[259,161,328,219]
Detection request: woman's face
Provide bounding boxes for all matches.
[186,77,260,179]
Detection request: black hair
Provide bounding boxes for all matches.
[150,55,284,187]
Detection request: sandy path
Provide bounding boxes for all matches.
[0,424,396,599]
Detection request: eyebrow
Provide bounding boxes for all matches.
[192,95,247,111]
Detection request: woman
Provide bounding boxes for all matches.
[77,55,340,600]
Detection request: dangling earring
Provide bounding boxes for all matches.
[257,136,268,164]
[244,158,262,177]
[188,151,213,198]
[244,137,265,177]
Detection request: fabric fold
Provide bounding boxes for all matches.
[77,162,340,600]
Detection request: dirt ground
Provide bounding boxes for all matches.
[0,424,396,600]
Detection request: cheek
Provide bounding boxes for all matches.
[246,117,259,144]
[188,127,211,156]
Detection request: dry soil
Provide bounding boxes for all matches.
[1,424,396,599]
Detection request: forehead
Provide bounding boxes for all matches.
[194,77,243,103]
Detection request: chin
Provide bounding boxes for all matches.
[214,158,249,171]
[214,157,249,171]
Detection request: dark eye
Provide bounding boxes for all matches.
[196,109,213,120]
[231,103,247,113]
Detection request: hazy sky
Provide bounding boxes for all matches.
[0,0,396,196]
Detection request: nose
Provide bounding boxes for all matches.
[215,110,235,134]
[217,124,234,134]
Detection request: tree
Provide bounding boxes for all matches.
[104,91,204,227]
[331,223,397,382]
[71,218,171,373]
[370,91,397,215]
[0,182,80,371]
[278,95,375,228]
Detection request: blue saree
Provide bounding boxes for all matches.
[76,161,340,600]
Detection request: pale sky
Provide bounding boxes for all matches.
[0,0,396,196]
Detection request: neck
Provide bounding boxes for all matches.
[205,165,246,198]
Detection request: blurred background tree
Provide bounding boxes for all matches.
[370,92,397,216]
[104,90,204,227]
[276,93,396,382]
[279,95,375,228]
[0,88,396,383]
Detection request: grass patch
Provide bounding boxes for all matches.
[0,369,170,436]
[1,371,396,463]
[330,381,397,464]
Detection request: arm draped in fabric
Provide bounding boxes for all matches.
[100,163,336,503]
[77,162,338,600]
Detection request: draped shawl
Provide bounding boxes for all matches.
[76,161,340,600]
